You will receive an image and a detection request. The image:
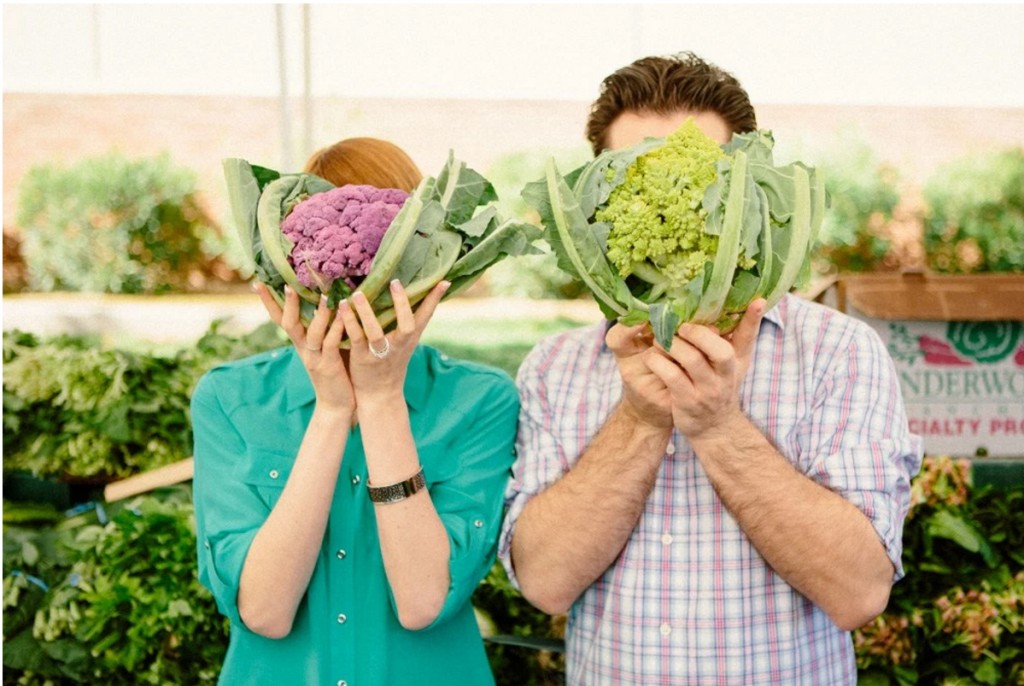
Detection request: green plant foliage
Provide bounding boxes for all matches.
[811,136,901,274]
[3,322,286,479]
[473,563,565,686]
[481,147,592,300]
[923,148,1024,274]
[854,456,1024,685]
[16,151,235,294]
[3,490,228,685]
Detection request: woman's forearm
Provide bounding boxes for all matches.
[359,391,451,630]
[237,406,351,638]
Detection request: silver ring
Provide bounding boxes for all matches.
[368,337,391,360]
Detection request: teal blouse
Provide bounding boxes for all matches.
[190,345,518,686]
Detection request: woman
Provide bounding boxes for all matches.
[191,138,518,685]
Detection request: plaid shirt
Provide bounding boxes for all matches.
[499,295,923,686]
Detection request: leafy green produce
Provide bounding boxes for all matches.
[2,322,285,479]
[3,489,228,685]
[523,119,826,348]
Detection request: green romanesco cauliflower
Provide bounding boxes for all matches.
[598,119,743,289]
[523,116,825,349]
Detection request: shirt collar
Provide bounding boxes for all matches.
[284,346,430,413]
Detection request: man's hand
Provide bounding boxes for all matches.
[605,323,673,429]
[644,299,765,440]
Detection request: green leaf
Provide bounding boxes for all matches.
[695,149,748,323]
[649,303,681,350]
[434,151,498,225]
[973,659,1001,685]
[762,163,814,309]
[255,174,333,302]
[221,158,263,266]
[373,225,461,310]
[927,509,996,564]
[526,159,631,318]
[357,180,436,303]
[573,138,664,217]
[445,219,543,296]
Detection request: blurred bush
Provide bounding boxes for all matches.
[480,147,592,300]
[4,227,29,293]
[15,151,242,294]
[923,148,1024,274]
[811,136,902,274]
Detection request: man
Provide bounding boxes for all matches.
[498,52,923,685]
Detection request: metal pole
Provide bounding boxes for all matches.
[302,3,313,159]
[275,4,293,170]
[91,4,102,84]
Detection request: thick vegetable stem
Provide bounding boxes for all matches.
[694,150,748,323]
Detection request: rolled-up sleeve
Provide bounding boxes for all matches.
[426,376,520,628]
[191,371,265,627]
[799,324,924,581]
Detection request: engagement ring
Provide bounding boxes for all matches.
[369,337,392,360]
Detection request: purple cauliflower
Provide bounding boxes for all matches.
[281,184,410,290]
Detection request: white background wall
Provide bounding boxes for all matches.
[5,3,1024,107]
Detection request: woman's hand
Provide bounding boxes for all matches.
[339,279,450,403]
[254,283,355,416]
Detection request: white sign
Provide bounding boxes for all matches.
[865,318,1024,458]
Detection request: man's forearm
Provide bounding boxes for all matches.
[511,404,671,614]
[691,413,895,630]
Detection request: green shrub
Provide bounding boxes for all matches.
[15,151,237,294]
[923,148,1024,274]
[854,456,1024,685]
[811,137,902,274]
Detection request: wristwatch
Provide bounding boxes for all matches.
[367,469,426,504]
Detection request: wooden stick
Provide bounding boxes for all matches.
[104,457,195,502]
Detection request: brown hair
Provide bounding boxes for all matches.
[585,52,757,155]
[303,137,423,192]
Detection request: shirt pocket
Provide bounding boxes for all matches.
[418,440,459,488]
[238,447,294,509]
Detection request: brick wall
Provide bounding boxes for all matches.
[4,92,1023,231]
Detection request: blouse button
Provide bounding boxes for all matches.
[337,681,347,686]
[665,443,676,455]
[269,469,280,479]
[660,623,672,636]
[661,534,673,545]
[337,613,347,624]
[336,549,347,560]
[473,519,484,528]
[351,474,361,485]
